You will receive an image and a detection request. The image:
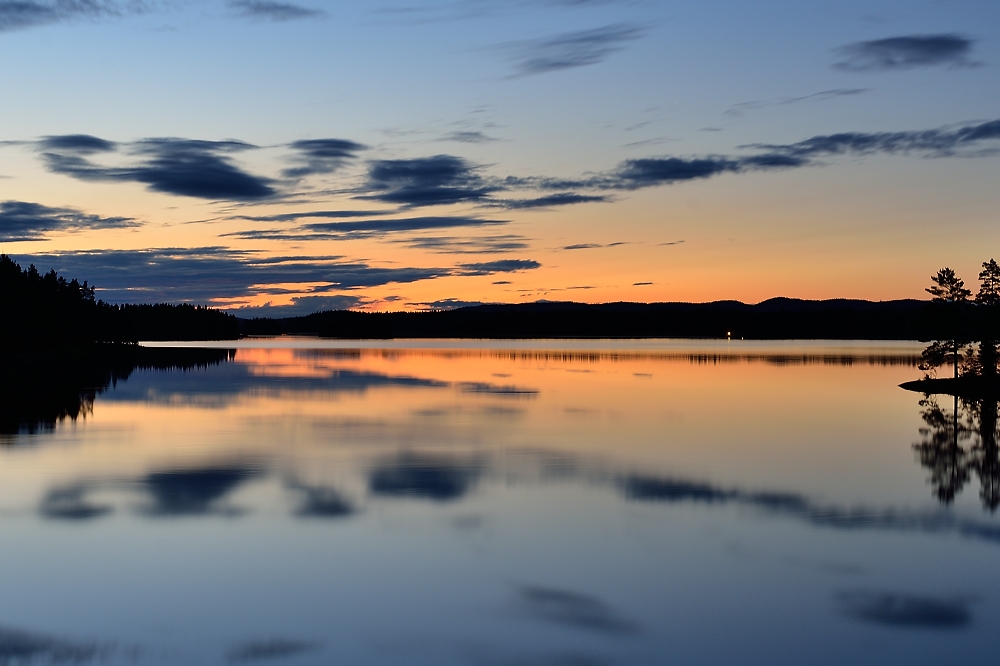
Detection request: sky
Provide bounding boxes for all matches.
[0,0,998,314]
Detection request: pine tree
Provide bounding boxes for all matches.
[977,259,1000,378]
[923,268,972,379]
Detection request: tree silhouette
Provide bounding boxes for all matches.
[913,395,974,503]
[921,268,973,379]
[975,259,1000,379]
[913,394,1000,511]
[0,254,237,346]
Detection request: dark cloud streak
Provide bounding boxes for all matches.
[506,23,644,76]
[835,34,977,71]
[0,200,137,242]
[40,136,276,200]
[283,138,366,178]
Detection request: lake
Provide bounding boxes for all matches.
[1,339,998,665]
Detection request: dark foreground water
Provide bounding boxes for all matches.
[2,340,998,666]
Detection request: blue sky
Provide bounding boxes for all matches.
[1,0,998,313]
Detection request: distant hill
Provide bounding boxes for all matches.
[239,298,938,340]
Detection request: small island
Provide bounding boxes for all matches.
[900,260,1000,398]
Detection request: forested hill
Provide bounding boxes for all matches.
[240,299,939,340]
[0,255,238,346]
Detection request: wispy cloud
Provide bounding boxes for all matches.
[228,1,325,21]
[11,247,451,303]
[392,233,529,254]
[224,215,507,241]
[745,118,1000,159]
[362,155,499,206]
[490,192,609,209]
[437,131,499,144]
[504,23,644,76]
[724,88,869,119]
[458,258,540,275]
[0,199,137,242]
[834,34,978,71]
[12,246,542,304]
[282,138,367,178]
[0,0,143,33]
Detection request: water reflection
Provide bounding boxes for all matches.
[0,627,112,664]
[914,395,1000,511]
[0,348,232,437]
[514,586,640,635]
[835,591,973,629]
[4,341,1000,665]
[369,453,483,501]
[140,465,262,516]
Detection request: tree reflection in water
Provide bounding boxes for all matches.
[915,394,1000,511]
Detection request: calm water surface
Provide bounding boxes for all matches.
[2,340,998,665]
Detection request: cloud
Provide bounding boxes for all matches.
[231,294,366,317]
[835,591,972,628]
[610,157,745,187]
[227,639,319,663]
[515,586,640,635]
[0,200,137,241]
[283,138,367,178]
[416,298,485,310]
[224,215,508,241]
[493,192,608,209]
[506,23,644,75]
[39,133,116,153]
[747,119,1000,159]
[369,453,482,501]
[458,258,541,275]
[0,0,136,33]
[438,131,499,144]
[561,241,627,250]
[835,34,977,71]
[12,247,452,303]
[512,119,1000,192]
[39,136,276,200]
[723,88,869,118]
[363,155,499,206]
[232,209,391,223]
[392,233,529,254]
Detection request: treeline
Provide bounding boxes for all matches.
[240,298,943,340]
[0,255,238,346]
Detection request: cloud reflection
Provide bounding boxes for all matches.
[139,465,261,516]
[515,586,640,635]
[369,453,482,501]
[288,479,356,518]
[835,590,973,628]
[39,484,112,520]
[227,638,319,662]
[0,626,106,664]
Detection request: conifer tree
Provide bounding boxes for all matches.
[922,267,972,379]
[977,259,1000,378]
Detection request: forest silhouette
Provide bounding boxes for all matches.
[0,254,237,346]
